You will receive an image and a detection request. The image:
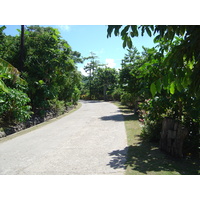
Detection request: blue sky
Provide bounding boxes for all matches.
[2,25,155,75]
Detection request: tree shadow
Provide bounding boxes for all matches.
[100,114,125,122]
[107,147,128,170]
[100,113,137,122]
[80,100,103,103]
[107,141,200,175]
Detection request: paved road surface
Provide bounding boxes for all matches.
[0,100,127,175]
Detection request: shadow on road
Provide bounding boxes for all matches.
[107,147,128,170]
[107,142,200,175]
[100,112,138,122]
[80,100,103,103]
[100,114,125,122]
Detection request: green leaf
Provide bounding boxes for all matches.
[53,28,60,36]
[131,25,138,36]
[175,79,183,92]
[170,81,175,94]
[146,27,152,37]
[63,43,69,48]
[155,79,162,93]
[122,40,126,48]
[150,82,157,97]
[162,75,168,89]
[0,79,9,93]
[38,80,45,85]
[127,37,132,49]
[121,26,130,37]
[0,98,5,103]
[188,61,194,69]
[52,34,58,41]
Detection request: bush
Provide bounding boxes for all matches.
[0,88,32,127]
[72,87,81,105]
[120,92,135,107]
[141,118,162,142]
[111,88,123,101]
[48,99,66,116]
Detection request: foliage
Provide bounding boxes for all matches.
[111,87,123,101]
[108,25,200,156]
[83,52,100,99]
[0,30,32,127]
[0,58,21,93]
[120,92,135,107]
[82,53,119,100]
[0,88,32,127]
[48,99,66,116]
[107,25,200,96]
[72,87,81,105]
[93,67,118,100]
[0,25,82,129]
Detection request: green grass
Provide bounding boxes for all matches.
[114,102,200,175]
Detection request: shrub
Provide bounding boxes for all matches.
[111,88,123,101]
[72,87,81,105]
[0,88,32,127]
[120,92,135,107]
[140,118,162,142]
[48,99,66,116]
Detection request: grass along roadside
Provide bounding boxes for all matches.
[0,103,82,143]
[113,102,200,175]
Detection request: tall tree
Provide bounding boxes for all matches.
[84,52,99,99]
[19,25,25,72]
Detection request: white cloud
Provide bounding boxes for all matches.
[105,58,116,68]
[78,63,88,76]
[80,67,88,76]
[56,25,70,32]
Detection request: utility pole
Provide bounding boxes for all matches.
[20,25,25,72]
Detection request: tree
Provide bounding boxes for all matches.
[0,58,32,127]
[1,25,82,119]
[107,25,200,96]
[20,25,25,72]
[94,66,118,101]
[83,52,101,99]
[107,26,200,156]
[21,26,82,114]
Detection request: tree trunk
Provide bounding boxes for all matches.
[103,84,107,101]
[160,118,188,157]
[20,25,25,72]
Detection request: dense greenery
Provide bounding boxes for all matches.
[81,52,119,101]
[0,25,82,129]
[1,25,199,156]
[107,25,200,157]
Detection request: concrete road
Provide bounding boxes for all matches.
[0,100,127,175]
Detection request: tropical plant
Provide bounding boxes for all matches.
[107,25,200,156]
[0,59,32,127]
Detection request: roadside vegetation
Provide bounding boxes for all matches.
[81,26,200,173]
[1,25,199,169]
[115,102,200,175]
[0,25,82,136]
[106,26,200,161]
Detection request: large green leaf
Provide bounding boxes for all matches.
[170,81,175,94]
[0,79,9,93]
[150,82,157,97]
[0,58,20,78]
[175,78,183,92]
[131,25,138,36]
[155,79,162,93]
[146,27,152,37]
[127,37,132,49]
